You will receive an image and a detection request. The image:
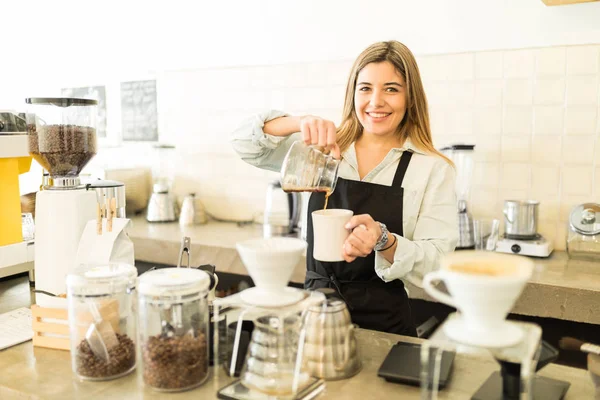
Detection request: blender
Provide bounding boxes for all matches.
[440,144,475,249]
[26,97,120,308]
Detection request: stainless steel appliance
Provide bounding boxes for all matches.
[503,200,539,239]
[302,296,361,380]
[146,182,178,222]
[567,203,600,261]
[496,200,553,257]
[495,235,553,258]
[440,144,475,249]
[263,180,301,238]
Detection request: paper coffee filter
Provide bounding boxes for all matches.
[236,237,306,289]
[441,250,534,280]
[236,238,306,262]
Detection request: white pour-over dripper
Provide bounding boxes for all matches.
[236,237,307,307]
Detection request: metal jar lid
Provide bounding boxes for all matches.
[138,268,210,298]
[25,97,98,107]
[66,263,137,296]
[570,203,600,236]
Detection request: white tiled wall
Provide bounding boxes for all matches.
[425,44,600,250]
[95,44,600,250]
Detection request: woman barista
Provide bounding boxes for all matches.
[231,41,458,336]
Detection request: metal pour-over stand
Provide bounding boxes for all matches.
[213,289,326,400]
[420,314,570,400]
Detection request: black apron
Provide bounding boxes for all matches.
[305,150,417,336]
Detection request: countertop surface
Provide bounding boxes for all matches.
[0,276,595,400]
[128,216,600,325]
[0,330,595,400]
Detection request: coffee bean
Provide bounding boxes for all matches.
[142,332,208,390]
[75,333,136,379]
[28,124,97,177]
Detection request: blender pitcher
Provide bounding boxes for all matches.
[440,144,475,249]
[280,141,340,196]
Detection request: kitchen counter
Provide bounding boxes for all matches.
[0,310,594,399]
[0,268,596,399]
[128,217,600,325]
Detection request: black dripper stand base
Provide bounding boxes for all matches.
[472,342,570,400]
[421,314,570,400]
[472,371,570,400]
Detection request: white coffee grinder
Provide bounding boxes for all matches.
[26,97,100,308]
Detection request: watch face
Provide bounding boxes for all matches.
[375,222,389,251]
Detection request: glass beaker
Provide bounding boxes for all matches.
[280,141,340,196]
[473,219,500,251]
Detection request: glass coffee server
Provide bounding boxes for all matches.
[213,237,327,399]
[213,290,327,399]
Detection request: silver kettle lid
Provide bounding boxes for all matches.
[570,203,600,236]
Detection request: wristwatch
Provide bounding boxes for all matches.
[374,222,389,251]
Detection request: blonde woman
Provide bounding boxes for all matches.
[231,41,458,335]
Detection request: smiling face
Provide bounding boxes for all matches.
[354,61,407,139]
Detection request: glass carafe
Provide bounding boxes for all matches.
[280,141,340,195]
[241,313,312,396]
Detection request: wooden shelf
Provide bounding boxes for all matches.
[0,135,29,158]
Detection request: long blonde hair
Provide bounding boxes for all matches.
[337,41,452,165]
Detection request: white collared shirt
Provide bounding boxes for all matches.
[231,110,458,287]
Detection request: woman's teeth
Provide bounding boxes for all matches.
[368,112,390,118]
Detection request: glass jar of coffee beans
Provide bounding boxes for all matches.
[66,263,138,381]
[138,268,211,392]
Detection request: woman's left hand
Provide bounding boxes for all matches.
[342,214,382,263]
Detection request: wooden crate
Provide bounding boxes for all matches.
[31,300,120,351]
[31,305,70,351]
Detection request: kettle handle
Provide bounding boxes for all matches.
[503,205,514,225]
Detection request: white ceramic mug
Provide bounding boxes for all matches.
[423,251,534,334]
[311,209,354,262]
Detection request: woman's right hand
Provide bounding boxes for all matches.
[300,116,341,159]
